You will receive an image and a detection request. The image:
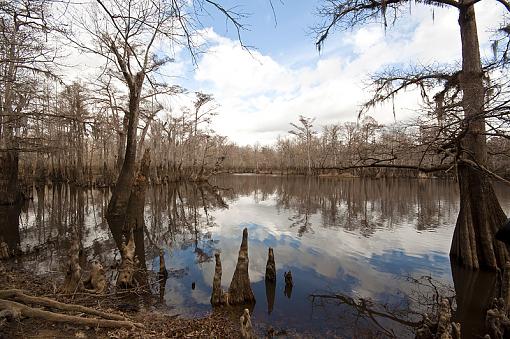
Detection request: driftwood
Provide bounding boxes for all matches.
[240,308,255,339]
[265,248,276,283]
[61,236,83,294]
[211,252,224,306]
[228,228,255,305]
[116,230,137,289]
[84,260,107,294]
[310,293,421,329]
[0,289,142,328]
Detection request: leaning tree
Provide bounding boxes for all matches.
[315,0,510,270]
[63,0,247,266]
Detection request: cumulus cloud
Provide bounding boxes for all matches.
[187,3,504,145]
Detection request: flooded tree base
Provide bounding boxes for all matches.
[0,266,241,338]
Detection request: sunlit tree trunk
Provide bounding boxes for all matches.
[449,3,508,270]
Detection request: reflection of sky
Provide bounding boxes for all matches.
[149,179,471,336]
[15,178,510,337]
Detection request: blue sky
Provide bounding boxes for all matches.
[199,1,319,60]
[68,1,508,145]
[167,1,505,145]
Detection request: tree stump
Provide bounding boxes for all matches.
[228,228,255,305]
[284,271,293,287]
[265,247,276,283]
[61,236,83,294]
[116,231,136,289]
[211,252,224,306]
[84,260,107,294]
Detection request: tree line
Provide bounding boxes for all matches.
[2,0,510,275]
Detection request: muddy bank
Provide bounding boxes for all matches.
[0,265,241,339]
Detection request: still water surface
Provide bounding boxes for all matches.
[3,175,510,338]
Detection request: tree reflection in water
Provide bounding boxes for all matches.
[4,175,510,337]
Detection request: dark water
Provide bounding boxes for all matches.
[2,175,510,338]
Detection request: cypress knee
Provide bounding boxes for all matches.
[228,228,255,304]
[265,247,276,282]
[211,252,224,306]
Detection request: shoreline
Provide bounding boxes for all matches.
[0,265,242,339]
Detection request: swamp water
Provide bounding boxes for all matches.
[1,175,510,338]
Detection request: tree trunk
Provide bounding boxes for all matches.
[0,151,20,205]
[106,73,144,238]
[0,204,22,258]
[0,23,20,205]
[449,3,508,270]
[111,148,150,289]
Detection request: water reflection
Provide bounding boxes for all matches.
[0,203,22,258]
[3,175,510,337]
[265,280,276,314]
[451,263,498,336]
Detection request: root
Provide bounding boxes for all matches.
[83,260,108,294]
[0,289,143,328]
[61,236,83,294]
[0,289,125,321]
[117,230,137,289]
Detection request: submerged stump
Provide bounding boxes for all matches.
[265,247,276,283]
[211,252,224,306]
[228,228,255,305]
[284,271,293,299]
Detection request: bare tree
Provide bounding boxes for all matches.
[289,115,317,175]
[0,0,56,204]
[314,0,510,270]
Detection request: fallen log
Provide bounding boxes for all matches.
[0,289,126,321]
[0,299,142,328]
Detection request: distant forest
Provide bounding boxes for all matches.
[10,87,510,186]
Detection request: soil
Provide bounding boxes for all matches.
[0,263,242,339]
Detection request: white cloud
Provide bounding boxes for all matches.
[185,4,505,145]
